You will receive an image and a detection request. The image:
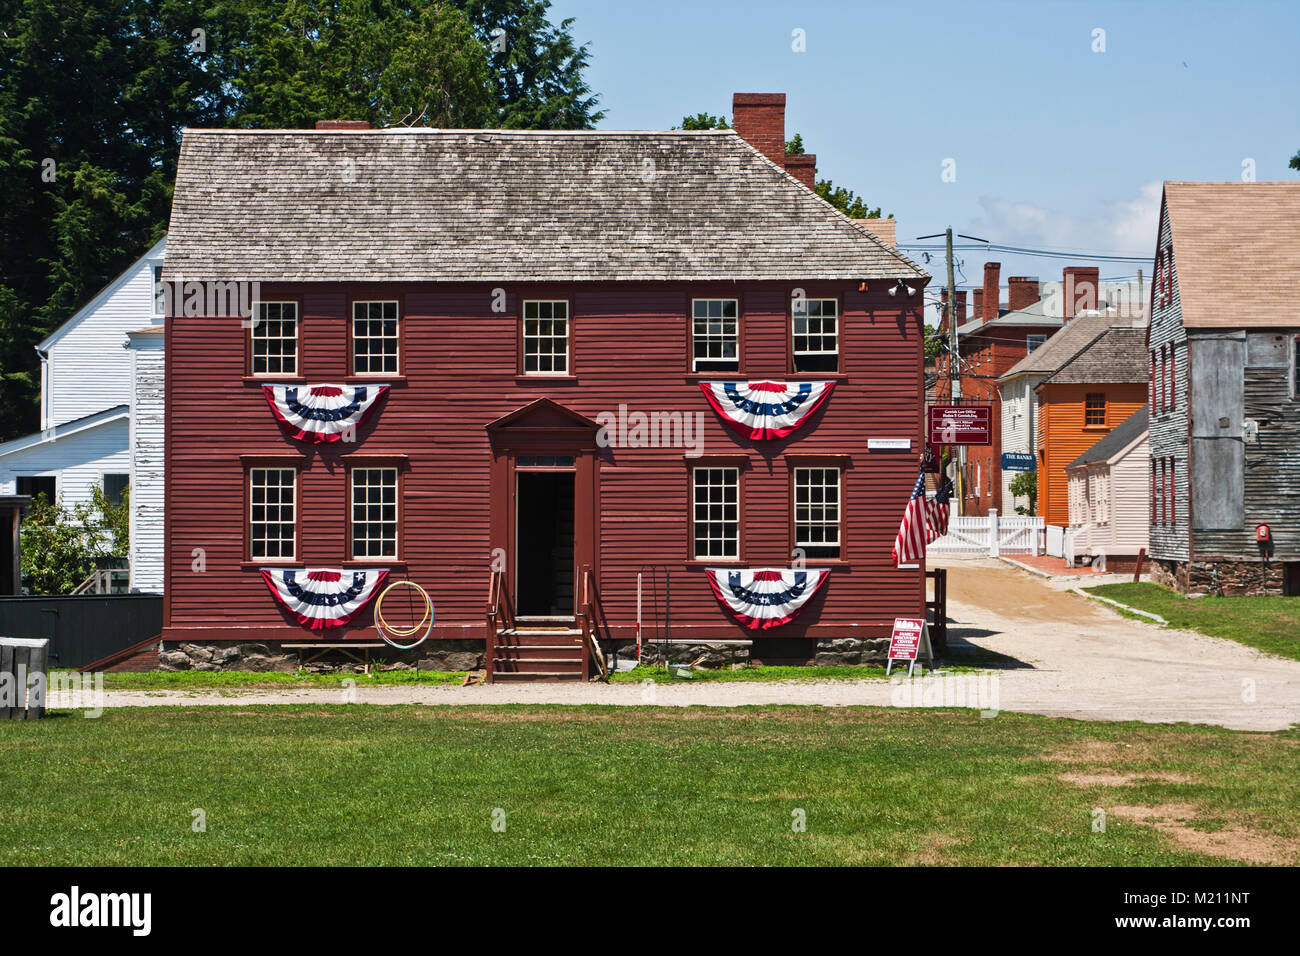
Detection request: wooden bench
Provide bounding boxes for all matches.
[1,637,49,719]
[282,642,388,672]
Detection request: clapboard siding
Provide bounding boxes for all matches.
[0,419,130,509]
[1192,341,1300,559]
[44,240,165,427]
[999,376,1036,511]
[1148,203,1191,561]
[165,281,925,640]
[128,336,166,592]
[1112,437,1151,553]
[1038,384,1146,526]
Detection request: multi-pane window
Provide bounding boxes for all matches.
[1026,334,1046,352]
[692,467,739,559]
[251,302,298,376]
[794,467,841,559]
[1085,392,1106,426]
[152,265,165,316]
[103,473,129,507]
[692,299,739,373]
[522,300,569,374]
[249,468,296,559]
[792,299,838,372]
[351,467,398,558]
[352,301,399,374]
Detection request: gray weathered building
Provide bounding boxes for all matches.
[1148,182,1300,595]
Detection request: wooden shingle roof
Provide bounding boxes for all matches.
[1044,325,1149,386]
[1165,181,1300,328]
[163,128,928,284]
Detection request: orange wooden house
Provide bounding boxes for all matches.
[1028,320,1149,526]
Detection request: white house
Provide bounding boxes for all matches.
[1065,406,1150,568]
[0,237,167,592]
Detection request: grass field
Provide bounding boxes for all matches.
[2,705,1298,865]
[1084,583,1300,661]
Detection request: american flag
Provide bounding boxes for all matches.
[892,471,930,566]
[926,478,954,542]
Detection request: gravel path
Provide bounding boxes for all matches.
[100,559,1300,730]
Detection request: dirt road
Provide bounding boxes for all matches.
[99,559,1300,730]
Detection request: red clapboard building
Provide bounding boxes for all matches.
[158,94,931,679]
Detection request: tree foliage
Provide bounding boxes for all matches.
[0,0,603,441]
[1291,148,1299,172]
[1009,469,1038,516]
[19,486,129,595]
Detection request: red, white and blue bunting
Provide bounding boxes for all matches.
[260,567,389,630]
[699,381,835,440]
[262,384,389,443]
[706,568,829,630]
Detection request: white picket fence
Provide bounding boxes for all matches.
[929,509,1044,556]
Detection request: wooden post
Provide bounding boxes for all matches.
[1133,548,1147,583]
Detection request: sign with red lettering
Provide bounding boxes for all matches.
[928,405,993,446]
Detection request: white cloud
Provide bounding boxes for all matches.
[976,181,1161,257]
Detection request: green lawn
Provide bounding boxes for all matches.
[2,705,1297,865]
[1084,583,1300,661]
[89,668,470,691]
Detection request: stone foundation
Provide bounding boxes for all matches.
[158,640,487,673]
[1150,558,1286,597]
[605,636,892,668]
[812,637,892,666]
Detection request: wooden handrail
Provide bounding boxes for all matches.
[578,565,608,682]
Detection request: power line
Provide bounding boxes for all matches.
[900,241,1151,263]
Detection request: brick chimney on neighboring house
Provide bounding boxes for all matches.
[1062,266,1101,321]
[939,289,968,329]
[971,288,983,321]
[732,93,817,190]
[1007,277,1039,313]
[981,262,1001,321]
[316,120,371,130]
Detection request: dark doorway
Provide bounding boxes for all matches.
[515,471,575,617]
[1285,563,1300,597]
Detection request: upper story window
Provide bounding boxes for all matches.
[792,299,838,373]
[350,466,399,559]
[103,473,129,507]
[251,302,298,376]
[1085,392,1106,426]
[692,299,738,373]
[352,301,399,375]
[1026,334,1046,352]
[522,300,569,375]
[249,467,296,560]
[793,466,841,559]
[691,465,739,560]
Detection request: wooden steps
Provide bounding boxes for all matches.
[492,628,585,682]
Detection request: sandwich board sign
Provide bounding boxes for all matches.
[885,617,933,677]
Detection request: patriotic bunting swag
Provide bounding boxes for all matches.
[706,568,829,630]
[260,568,389,629]
[892,472,954,567]
[262,384,389,442]
[699,381,835,440]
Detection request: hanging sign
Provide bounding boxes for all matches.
[1001,452,1035,471]
[927,405,993,446]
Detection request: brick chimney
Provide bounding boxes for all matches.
[971,288,983,319]
[1062,266,1100,321]
[732,93,787,167]
[1007,277,1039,312]
[316,120,371,130]
[981,262,1001,320]
[783,152,816,189]
[939,289,968,329]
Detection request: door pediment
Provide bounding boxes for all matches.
[486,398,600,435]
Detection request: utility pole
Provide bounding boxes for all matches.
[917,228,989,517]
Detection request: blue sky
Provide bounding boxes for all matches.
[548,0,1300,307]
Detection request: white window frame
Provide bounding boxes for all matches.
[151,264,165,316]
[793,466,841,559]
[691,298,739,373]
[249,467,296,560]
[792,298,839,371]
[1026,334,1046,352]
[350,467,399,559]
[691,466,739,560]
[352,300,400,375]
[250,301,299,377]
[521,300,570,375]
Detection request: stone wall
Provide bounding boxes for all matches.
[158,640,486,673]
[1150,558,1285,597]
[605,636,891,668]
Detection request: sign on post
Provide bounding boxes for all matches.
[1001,452,1035,471]
[885,617,933,678]
[927,405,992,446]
